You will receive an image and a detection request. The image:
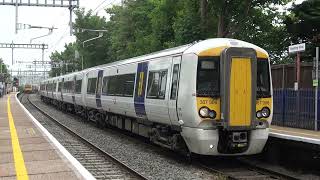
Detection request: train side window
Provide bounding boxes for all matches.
[87,78,97,94]
[104,74,135,97]
[75,80,82,94]
[64,81,67,93]
[58,82,62,92]
[106,76,117,96]
[64,81,73,93]
[170,64,180,100]
[102,77,108,95]
[147,70,167,99]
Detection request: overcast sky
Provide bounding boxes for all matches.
[0,0,121,74]
[0,0,304,75]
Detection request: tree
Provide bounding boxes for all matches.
[0,58,8,74]
[285,0,320,60]
[0,58,10,82]
[49,43,79,77]
[49,0,295,72]
[74,9,112,68]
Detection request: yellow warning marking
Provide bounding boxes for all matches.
[7,95,29,180]
[25,128,36,136]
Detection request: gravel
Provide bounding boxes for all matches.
[26,94,219,180]
[21,94,143,180]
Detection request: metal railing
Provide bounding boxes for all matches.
[272,89,319,130]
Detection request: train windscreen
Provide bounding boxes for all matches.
[257,59,271,98]
[197,57,220,97]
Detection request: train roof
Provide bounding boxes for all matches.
[43,38,268,83]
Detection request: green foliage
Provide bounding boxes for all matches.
[49,43,79,77]
[49,0,300,74]
[285,0,320,61]
[0,58,9,74]
[0,58,10,82]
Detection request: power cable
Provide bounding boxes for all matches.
[96,0,118,13]
[92,0,110,13]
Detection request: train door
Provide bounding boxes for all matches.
[221,47,257,129]
[168,56,181,125]
[134,62,148,119]
[96,70,103,109]
[72,75,76,104]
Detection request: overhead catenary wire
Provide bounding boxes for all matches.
[92,0,110,13]
[96,0,118,13]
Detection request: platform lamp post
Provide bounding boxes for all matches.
[77,28,107,70]
[315,47,319,131]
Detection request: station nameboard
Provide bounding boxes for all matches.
[289,43,306,54]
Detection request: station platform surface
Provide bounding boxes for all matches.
[270,125,320,145]
[0,93,93,180]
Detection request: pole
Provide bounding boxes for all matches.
[0,63,2,74]
[15,0,18,34]
[42,44,45,79]
[11,42,14,65]
[81,55,84,70]
[316,47,319,131]
[297,52,301,89]
[282,64,285,89]
[69,0,73,36]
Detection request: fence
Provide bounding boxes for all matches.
[272,89,320,130]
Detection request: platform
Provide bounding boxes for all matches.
[0,93,94,180]
[270,125,320,145]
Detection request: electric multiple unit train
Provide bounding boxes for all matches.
[40,38,273,156]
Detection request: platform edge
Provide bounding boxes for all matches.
[270,131,320,145]
[15,93,96,180]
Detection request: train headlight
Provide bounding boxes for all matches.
[199,107,209,118]
[208,110,216,119]
[256,111,263,119]
[261,107,270,118]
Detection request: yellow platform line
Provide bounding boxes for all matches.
[7,95,29,180]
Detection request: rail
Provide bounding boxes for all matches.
[21,93,148,180]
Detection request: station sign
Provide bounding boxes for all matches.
[313,79,318,87]
[289,43,306,54]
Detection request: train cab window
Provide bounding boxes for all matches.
[257,59,271,98]
[147,70,168,99]
[197,57,220,97]
[87,78,97,95]
[170,64,180,100]
[75,80,82,94]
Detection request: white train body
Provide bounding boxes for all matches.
[40,38,273,155]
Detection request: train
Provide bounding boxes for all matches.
[40,38,273,156]
[24,84,39,94]
[24,84,33,93]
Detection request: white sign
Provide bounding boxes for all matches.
[289,43,305,54]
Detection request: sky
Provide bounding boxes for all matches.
[0,0,121,76]
[0,0,305,78]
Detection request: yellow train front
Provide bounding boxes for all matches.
[179,39,272,155]
[24,84,33,94]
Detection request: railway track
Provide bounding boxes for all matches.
[21,93,303,180]
[199,159,301,180]
[20,93,148,180]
